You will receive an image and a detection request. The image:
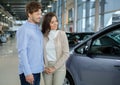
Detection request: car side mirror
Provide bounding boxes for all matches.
[82,45,89,54]
[85,39,93,57]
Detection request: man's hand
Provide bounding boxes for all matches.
[25,74,34,85]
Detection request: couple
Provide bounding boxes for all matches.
[16,1,69,85]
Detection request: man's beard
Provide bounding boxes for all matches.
[33,19,40,24]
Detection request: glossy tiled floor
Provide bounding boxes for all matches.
[0,38,44,85]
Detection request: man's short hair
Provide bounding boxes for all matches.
[26,1,42,17]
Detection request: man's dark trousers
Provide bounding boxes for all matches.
[19,73,41,85]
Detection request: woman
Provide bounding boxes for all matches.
[42,12,69,85]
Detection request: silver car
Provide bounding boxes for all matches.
[64,23,120,85]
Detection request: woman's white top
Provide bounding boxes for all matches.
[46,30,59,61]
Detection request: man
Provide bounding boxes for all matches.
[16,1,44,85]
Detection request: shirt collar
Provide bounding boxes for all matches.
[26,20,38,26]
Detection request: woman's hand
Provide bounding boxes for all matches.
[44,66,56,74]
[48,66,56,73]
[44,67,50,74]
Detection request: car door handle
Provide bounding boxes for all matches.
[114,65,120,67]
[114,65,120,71]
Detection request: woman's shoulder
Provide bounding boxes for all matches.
[57,30,66,39]
[57,30,65,34]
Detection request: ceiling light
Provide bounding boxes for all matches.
[44,10,47,13]
[5,16,8,18]
[47,5,52,8]
[2,14,5,16]
[47,1,52,8]
[7,3,10,6]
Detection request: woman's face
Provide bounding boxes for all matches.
[50,16,58,30]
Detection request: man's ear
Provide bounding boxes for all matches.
[28,13,31,18]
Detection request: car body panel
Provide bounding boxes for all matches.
[66,23,120,85]
[67,54,120,85]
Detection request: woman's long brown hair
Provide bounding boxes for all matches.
[42,12,58,36]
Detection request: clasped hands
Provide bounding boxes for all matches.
[44,66,56,74]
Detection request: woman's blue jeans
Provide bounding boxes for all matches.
[19,73,41,85]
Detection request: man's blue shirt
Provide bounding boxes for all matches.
[16,21,44,76]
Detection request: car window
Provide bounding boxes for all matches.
[66,32,94,48]
[90,29,120,56]
[75,28,120,56]
[83,35,91,40]
[92,39,101,45]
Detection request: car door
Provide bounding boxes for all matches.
[74,28,120,85]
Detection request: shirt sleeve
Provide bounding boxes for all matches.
[54,31,69,69]
[16,28,32,76]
